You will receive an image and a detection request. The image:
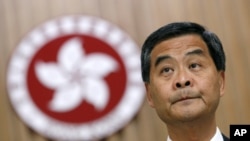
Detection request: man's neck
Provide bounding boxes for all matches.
[166,116,217,141]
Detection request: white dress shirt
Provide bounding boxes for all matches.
[167,127,224,141]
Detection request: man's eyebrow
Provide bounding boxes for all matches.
[154,49,205,67]
[185,49,204,56]
[155,55,172,67]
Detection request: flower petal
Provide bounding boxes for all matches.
[83,78,109,111]
[58,37,84,72]
[49,83,83,112]
[80,53,118,77]
[35,61,68,89]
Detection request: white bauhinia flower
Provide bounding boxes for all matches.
[35,38,118,112]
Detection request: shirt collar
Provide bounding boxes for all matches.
[167,127,224,141]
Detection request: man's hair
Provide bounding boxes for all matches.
[141,22,226,83]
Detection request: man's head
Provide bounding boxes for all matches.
[141,22,226,124]
[141,22,225,83]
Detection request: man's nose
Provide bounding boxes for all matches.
[174,70,193,89]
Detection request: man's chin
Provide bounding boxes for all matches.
[171,106,205,122]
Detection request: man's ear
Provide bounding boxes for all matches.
[145,83,155,108]
[219,71,225,97]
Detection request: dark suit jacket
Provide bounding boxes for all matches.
[222,134,230,141]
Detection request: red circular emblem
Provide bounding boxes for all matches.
[6,15,145,140]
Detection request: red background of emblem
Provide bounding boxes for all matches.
[27,35,127,123]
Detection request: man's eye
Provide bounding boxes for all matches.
[189,63,201,69]
[161,67,173,74]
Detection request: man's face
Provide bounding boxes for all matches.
[145,34,225,124]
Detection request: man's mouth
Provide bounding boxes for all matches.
[173,96,200,104]
[170,89,201,104]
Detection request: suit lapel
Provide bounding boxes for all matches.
[222,134,230,141]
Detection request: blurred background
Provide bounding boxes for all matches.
[1,0,250,141]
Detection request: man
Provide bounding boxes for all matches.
[141,22,230,141]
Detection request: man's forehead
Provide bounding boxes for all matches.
[151,34,208,56]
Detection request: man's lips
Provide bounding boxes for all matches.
[170,89,201,104]
[173,96,201,104]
